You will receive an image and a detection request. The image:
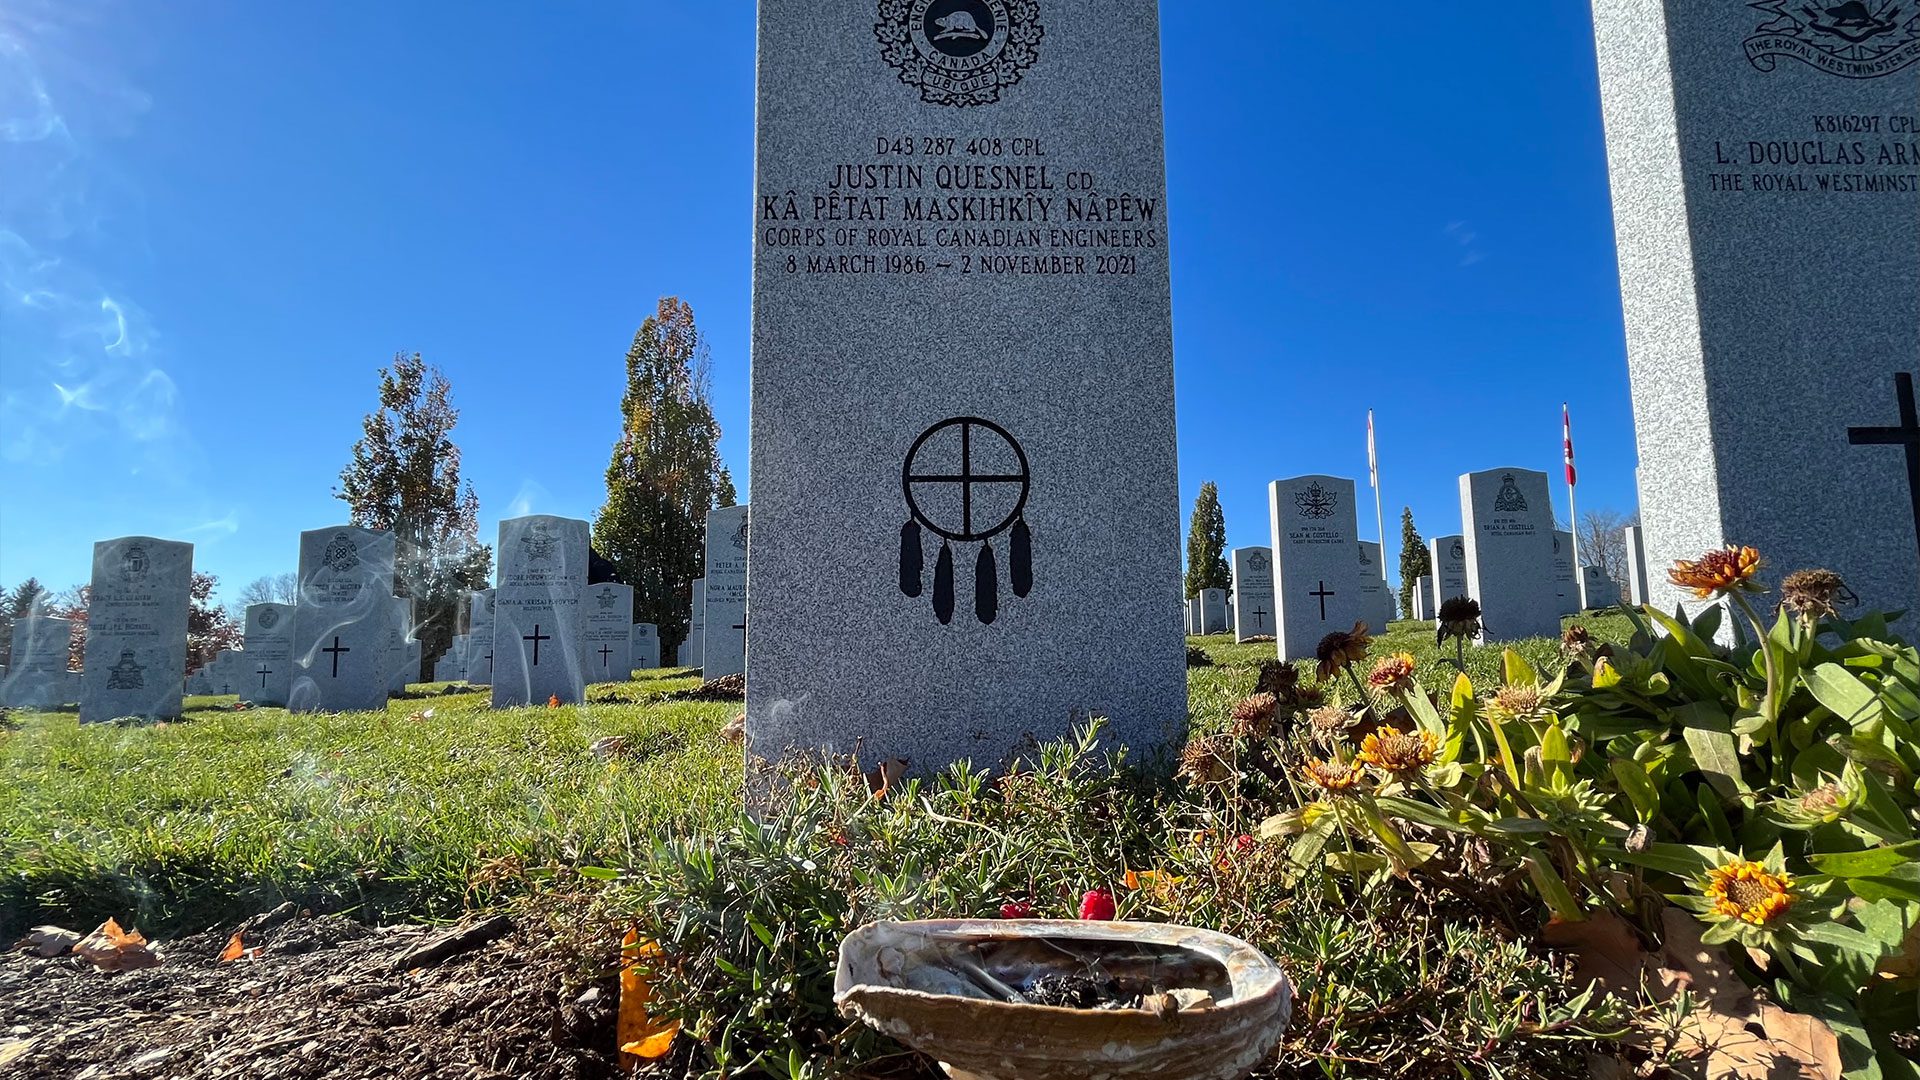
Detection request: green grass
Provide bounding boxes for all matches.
[1,616,1632,937]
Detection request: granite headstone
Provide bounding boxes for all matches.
[702,505,749,680]
[684,579,705,669]
[584,582,635,683]
[243,603,295,706]
[1357,540,1394,629]
[492,515,588,707]
[291,526,397,713]
[2,617,71,708]
[631,622,660,670]
[1623,524,1652,605]
[1461,469,1559,641]
[1552,531,1579,615]
[1231,547,1276,642]
[81,536,192,723]
[1270,476,1366,661]
[1428,534,1470,622]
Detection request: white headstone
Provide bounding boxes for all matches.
[1231,547,1276,642]
[584,582,635,684]
[492,516,589,707]
[1623,524,1651,605]
[630,622,660,670]
[1269,475,1365,661]
[1186,597,1201,637]
[701,505,749,679]
[387,596,416,694]
[466,590,495,685]
[1552,531,1579,615]
[1428,534,1469,623]
[684,579,705,668]
[1199,589,1228,635]
[2,617,72,708]
[1580,565,1618,610]
[243,603,295,706]
[1356,540,1394,629]
[1413,576,1433,621]
[291,526,397,713]
[81,537,192,723]
[1461,469,1559,641]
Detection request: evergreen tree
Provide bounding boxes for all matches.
[0,578,49,667]
[1397,507,1432,619]
[1184,482,1231,600]
[593,298,733,662]
[336,352,492,676]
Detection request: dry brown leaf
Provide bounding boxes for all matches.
[1877,915,1920,981]
[617,927,678,1062]
[864,757,909,797]
[15,926,82,958]
[217,932,251,962]
[720,714,746,744]
[1544,911,1648,995]
[72,917,161,972]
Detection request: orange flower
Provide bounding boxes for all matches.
[1668,546,1762,599]
[547,694,561,708]
[1703,859,1794,926]
[1366,652,1418,693]
[1356,726,1438,777]
[1299,757,1365,794]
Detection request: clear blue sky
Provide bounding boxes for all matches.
[0,1,1636,602]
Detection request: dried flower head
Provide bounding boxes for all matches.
[1254,659,1301,700]
[1229,692,1280,739]
[1780,569,1855,624]
[1435,596,1483,645]
[1307,704,1359,746]
[1703,858,1794,926]
[1299,756,1366,794]
[1366,652,1418,693]
[1562,623,1592,651]
[1799,783,1843,815]
[1178,734,1237,787]
[1487,684,1545,722]
[1357,726,1438,777]
[1314,622,1373,681]
[1669,545,1763,599]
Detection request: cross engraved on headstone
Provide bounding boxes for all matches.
[256,664,272,689]
[1847,371,1920,565]
[1309,581,1335,621]
[323,636,350,677]
[1252,605,1268,629]
[524,625,550,666]
[598,644,613,668]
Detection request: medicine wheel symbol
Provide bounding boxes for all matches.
[899,416,1032,625]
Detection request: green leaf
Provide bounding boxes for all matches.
[1373,795,1477,834]
[1487,817,1558,835]
[575,865,621,880]
[1809,841,1920,879]
[1503,648,1541,689]
[1402,680,1445,738]
[1675,702,1749,798]
[1806,663,1883,728]
[1610,842,1719,878]
[1442,672,1476,765]
[1523,850,1584,919]
[1697,785,1735,848]
[1609,758,1660,824]
[1798,920,1887,958]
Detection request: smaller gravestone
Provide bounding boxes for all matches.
[1552,531,1578,615]
[209,649,243,697]
[1186,597,1202,636]
[467,591,495,685]
[1623,525,1651,606]
[291,526,398,713]
[631,623,660,670]
[702,505,749,679]
[1269,475,1365,661]
[1199,589,1228,635]
[81,537,192,723]
[492,515,589,707]
[243,603,295,706]
[583,582,635,683]
[2,617,72,708]
[1461,469,1559,641]
[684,580,705,668]
[1428,534,1469,623]
[1357,541,1394,629]
[387,597,416,694]
[1232,547,1276,642]
[1580,565,1618,611]
[1414,576,1433,621]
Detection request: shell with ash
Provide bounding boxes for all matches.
[834,919,1292,1080]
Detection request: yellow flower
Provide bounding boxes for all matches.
[1356,726,1438,776]
[1299,757,1366,794]
[1668,546,1763,599]
[1703,859,1794,926]
[1486,684,1545,723]
[1366,652,1418,693]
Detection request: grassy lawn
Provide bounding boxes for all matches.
[1,612,1631,938]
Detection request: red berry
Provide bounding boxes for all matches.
[1234,834,1256,854]
[1078,887,1117,921]
[999,900,1034,919]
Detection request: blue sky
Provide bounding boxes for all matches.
[0,2,1636,602]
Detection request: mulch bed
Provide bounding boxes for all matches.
[1,909,622,1080]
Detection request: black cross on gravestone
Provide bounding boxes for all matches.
[322,636,350,677]
[1848,371,1920,566]
[256,664,272,689]
[1309,581,1335,621]
[1251,604,1268,630]
[598,644,614,669]
[524,625,550,666]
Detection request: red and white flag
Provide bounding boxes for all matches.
[1367,410,1379,490]
[1562,403,1577,487]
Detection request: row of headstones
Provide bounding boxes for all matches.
[1410,523,1653,622]
[1185,538,1399,640]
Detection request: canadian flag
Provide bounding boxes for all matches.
[1563,403,1577,487]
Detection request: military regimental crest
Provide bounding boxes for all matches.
[597,587,619,611]
[1295,482,1339,520]
[1745,1,1920,78]
[521,523,560,563]
[257,607,280,630]
[1248,551,1270,573]
[731,517,749,552]
[323,532,361,573]
[118,543,150,583]
[1493,474,1529,513]
[106,650,145,690]
[1450,540,1465,561]
[875,0,1042,107]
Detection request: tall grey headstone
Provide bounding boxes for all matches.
[1461,469,1560,641]
[702,505,749,680]
[1593,2,1920,625]
[1413,575,1433,621]
[1623,525,1652,605]
[1231,547,1276,641]
[1428,534,1469,622]
[292,526,397,713]
[684,579,705,669]
[243,603,295,706]
[387,596,416,694]
[745,0,1185,769]
[1357,540,1394,628]
[1552,531,1579,615]
[1199,589,1228,635]
[1186,597,1201,637]
[81,537,192,723]
[584,582,636,683]
[3,617,72,708]
[467,590,495,686]
[631,622,660,670]
[1269,476,1365,661]
[492,516,588,707]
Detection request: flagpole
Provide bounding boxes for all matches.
[1564,403,1581,567]
[1369,410,1387,582]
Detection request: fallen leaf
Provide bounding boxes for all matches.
[863,757,909,797]
[218,932,248,962]
[618,927,679,1061]
[15,926,82,958]
[72,917,162,972]
[720,713,745,744]
[1543,910,1647,995]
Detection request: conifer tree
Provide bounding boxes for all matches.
[1398,507,1432,619]
[1184,482,1232,600]
[593,298,734,662]
[336,352,492,675]
[0,578,49,668]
